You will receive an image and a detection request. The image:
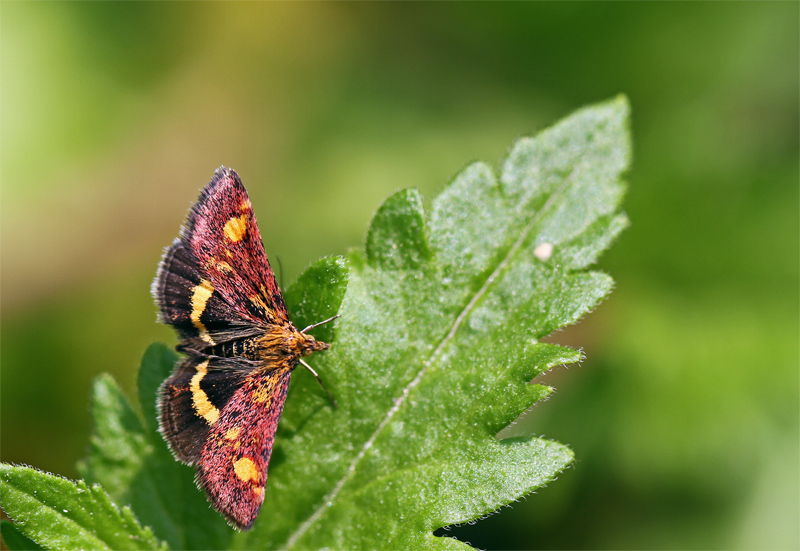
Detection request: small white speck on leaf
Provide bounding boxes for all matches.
[534,242,554,261]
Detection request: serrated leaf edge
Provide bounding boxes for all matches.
[282,167,584,549]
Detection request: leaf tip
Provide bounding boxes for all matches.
[365,187,432,269]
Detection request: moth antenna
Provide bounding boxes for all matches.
[301,314,340,333]
[276,256,285,289]
[298,358,337,409]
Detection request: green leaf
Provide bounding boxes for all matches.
[1,520,44,550]
[366,189,432,270]
[76,373,150,503]
[0,464,166,551]
[284,255,350,344]
[232,96,630,549]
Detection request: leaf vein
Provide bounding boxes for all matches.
[283,181,567,550]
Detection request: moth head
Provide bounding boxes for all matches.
[298,332,330,356]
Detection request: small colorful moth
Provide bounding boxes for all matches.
[152,167,336,530]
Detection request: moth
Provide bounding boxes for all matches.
[152,166,336,530]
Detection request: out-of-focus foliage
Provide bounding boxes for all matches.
[2,3,797,549]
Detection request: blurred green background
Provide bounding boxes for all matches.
[2,3,797,549]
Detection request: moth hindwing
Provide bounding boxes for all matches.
[153,166,333,531]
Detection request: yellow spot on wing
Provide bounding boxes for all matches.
[224,214,248,242]
[191,279,215,344]
[233,457,259,483]
[190,360,220,425]
[225,426,241,440]
[251,384,272,404]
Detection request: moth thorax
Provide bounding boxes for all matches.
[256,325,329,360]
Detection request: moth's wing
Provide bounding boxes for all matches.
[183,167,288,326]
[157,353,256,464]
[154,166,294,531]
[197,367,293,531]
[153,238,255,346]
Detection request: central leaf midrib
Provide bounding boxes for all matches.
[282,177,571,550]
